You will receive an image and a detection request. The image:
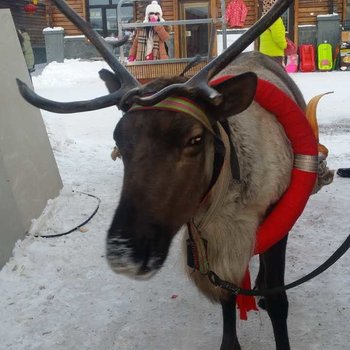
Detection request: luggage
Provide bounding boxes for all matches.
[299,44,316,72]
[317,42,333,71]
[285,54,299,73]
[285,37,297,56]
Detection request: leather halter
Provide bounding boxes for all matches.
[128,96,241,184]
[129,96,215,133]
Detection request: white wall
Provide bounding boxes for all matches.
[0,10,62,267]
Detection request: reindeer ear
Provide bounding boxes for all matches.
[99,69,122,93]
[210,72,258,121]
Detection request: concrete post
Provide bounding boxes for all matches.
[43,27,65,63]
[0,10,62,267]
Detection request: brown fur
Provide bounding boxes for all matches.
[107,52,298,284]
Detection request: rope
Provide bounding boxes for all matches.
[34,191,101,238]
[208,233,350,296]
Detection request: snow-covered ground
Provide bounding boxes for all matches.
[1,59,350,350]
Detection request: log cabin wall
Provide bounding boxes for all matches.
[48,0,348,54]
[0,0,47,63]
[49,0,86,35]
[135,0,175,21]
[133,0,257,57]
[159,0,175,19]
[0,0,47,48]
[135,0,256,26]
[216,0,257,26]
[297,0,343,26]
[54,1,175,35]
[50,0,348,33]
[135,0,256,25]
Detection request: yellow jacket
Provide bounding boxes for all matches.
[259,18,287,57]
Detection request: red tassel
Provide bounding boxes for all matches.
[236,270,258,320]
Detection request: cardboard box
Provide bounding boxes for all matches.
[341,31,350,42]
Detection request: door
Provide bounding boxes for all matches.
[179,1,210,58]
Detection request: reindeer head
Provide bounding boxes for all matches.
[17,0,294,278]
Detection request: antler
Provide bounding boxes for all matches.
[16,78,136,113]
[17,0,140,113]
[133,0,294,106]
[17,0,293,112]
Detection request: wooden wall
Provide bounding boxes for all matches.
[297,0,344,26]
[48,0,86,35]
[215,0,257,27]
[136,0,257,26]
[50,0,347,35]
[48,0,174,36]
[135,0,176,21]
[0,0,47,47]
[134,0,257,57]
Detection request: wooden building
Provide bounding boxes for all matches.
[47,0,258,58]
[2,0,350,62]
[46,0,350,57]
[0,0,47,63]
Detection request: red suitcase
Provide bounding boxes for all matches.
[299,44,316,72]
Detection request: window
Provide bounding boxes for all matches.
[87,0,134,38]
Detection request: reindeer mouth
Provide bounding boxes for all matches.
[106,236,165,280]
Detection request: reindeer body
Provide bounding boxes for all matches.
[18,1,327,349]
[103,53,307,350]
[185,52,298,302]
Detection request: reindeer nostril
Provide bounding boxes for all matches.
[138,264,151,275]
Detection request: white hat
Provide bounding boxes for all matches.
[145,1,163,19]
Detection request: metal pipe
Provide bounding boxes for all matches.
[126,57,206,66]
[122,18,215,29]
[221,0,227,50]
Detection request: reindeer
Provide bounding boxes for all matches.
[17,0,334,349]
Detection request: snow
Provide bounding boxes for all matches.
[317,14,339,18]
[64,35,85,39]
[43,27,64,32]
[1,59,350,350]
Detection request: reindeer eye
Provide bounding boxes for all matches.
[186,135,203,147]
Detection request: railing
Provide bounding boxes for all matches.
[116,0,228,62]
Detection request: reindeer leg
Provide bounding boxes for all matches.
[220,296,241,350]
[261,235,290,350]
[255,255,267,310]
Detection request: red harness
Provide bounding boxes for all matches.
[211,76,318,319]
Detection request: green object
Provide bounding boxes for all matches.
[317,43,333,71]
[259,18,287,58]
